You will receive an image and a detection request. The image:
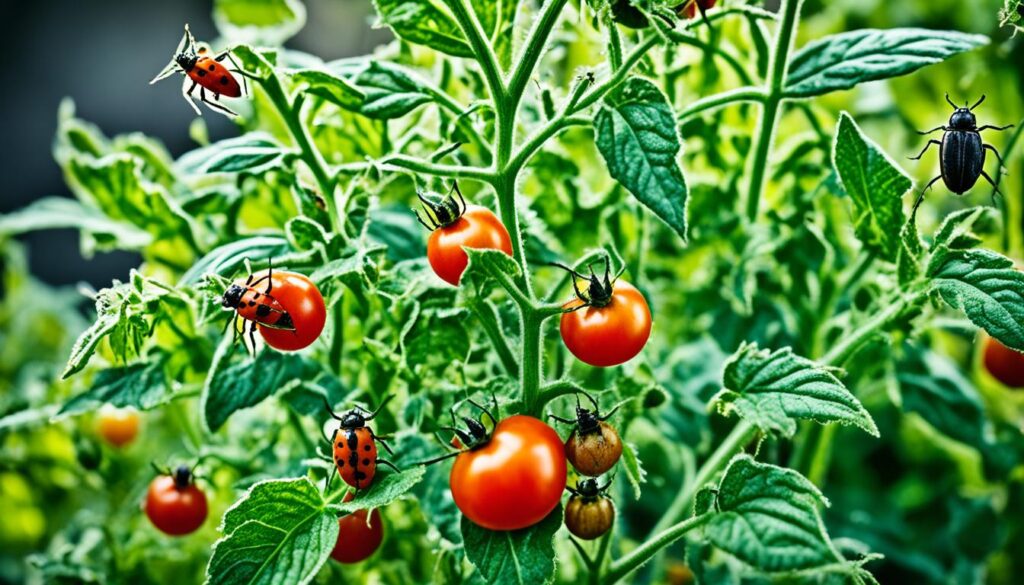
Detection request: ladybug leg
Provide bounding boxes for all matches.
[376,458,401,473]
[246,320,259,355]
[266,257,274,294]
[182,79,202,116]
[217,50,249,96]
[370,430,395,456]
[199,86,238,117]
[908,140,941,160]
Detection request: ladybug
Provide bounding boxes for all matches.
[221,260,294,351]
[325,396,399,490]
[150,24,246,117]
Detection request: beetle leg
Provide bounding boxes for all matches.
[983,144,1006,169]
[908,140,941,160]
[916,126,946,135]
[911,176,942,221]
[980,170,1001,195]
[977,124,1013,132]
[182,79,202,116]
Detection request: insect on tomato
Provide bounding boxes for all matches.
[555,257,652,368]
[150,24,247,117]
[983,334,1024,388]
[330,492,384,564]
[422,400,567,531]
[415,182,513,286]
[96,405,140,448]
[564,477,615,540]
[221,260,326,352]
[550,392,622,477]
[145,465,208,536]
[325,396,399,490]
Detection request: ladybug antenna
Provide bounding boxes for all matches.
[945,93,958,110]
[362,394,394,421]
[970,95,986,111]
[322,397,343,421]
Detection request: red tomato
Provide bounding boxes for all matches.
[330,493,384,563]
[427,206,513,286]
[249,271,326,351]
[678,0,717,19]
[560,280,652,367]
[96,405,140,448]
[450,415,566,531]
[983,335,1024,388]
[145,467,208,536]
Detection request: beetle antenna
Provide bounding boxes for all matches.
[599,403,621,421]
[549,261,588,280]
[581,390,600,411]
[970,95,986,111]
[417,451,463,466]
[322,397,343,421]
[548,413,576,425]
[467,398,496,428]
[945,93,957,110]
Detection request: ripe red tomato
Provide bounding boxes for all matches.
[144,467,208,536]
[250,271,326,351]
[427,206,513,286]
[678,0,717,19]
[983,335,1024,388]
[560,280,652,367]
[96,405,140,448]
[450,415,566,531]
[330,493,384,563]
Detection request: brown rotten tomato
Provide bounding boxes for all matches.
[983,334,1024,388]
[330,492,384,564]
[414,182,512,286]
[556,257,652,367]
[145,465,208,536]
[552,392,622,477]
[564,477,615,540]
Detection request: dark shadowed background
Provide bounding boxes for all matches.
[0,0,388,288]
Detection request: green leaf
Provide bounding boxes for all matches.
[620,441,647,500]
[372,0,473,58]
[831,112,912,262]
[285,217,329,251]
[347,61,434,119]
[897,347,991,450]
[311,243,386,291]
[179,236,291,285]
[713,343,879,438]
[291,69,365,110]
[59,362,169,416]
[202,352,321,432]
[176,134,292,175]
[595,77,688,243]
[462,504,562,585]
[207,477,336,585]
[786,29,989,98]
[329,467,426,513]
[230,44,278,79]
[0,197,151,251]
[402,310,471,373]
[927,248,1024,351]
[461,247,522,291]
[702,456,859,575]
[0,406,61,431]
[213,0,306,45]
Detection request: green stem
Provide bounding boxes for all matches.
[507,0,570,102]
[676,86,768,123]
[591,530,613,585]
[521,310,543,415]
[378,155,495,182]
[287,405,316,455]
[472,301,519,376]
[537,379,587,407]
[445,0,506,104]
[743,0,804,224]
[329,300,344,375]
[602,514,710,585]
[607,22,624,70]
[820,291,925,367]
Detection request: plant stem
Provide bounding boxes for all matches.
[472,301,519,376]
[743,0,804,223]
[445,0,506,104]
[329,300,344,376]
[820,290,925,367]
[507,0,570,102]
[520,310,543,415]
[601,514,710,584]
[676,86,768,123]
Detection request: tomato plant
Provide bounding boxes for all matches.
[2,0,1024,584]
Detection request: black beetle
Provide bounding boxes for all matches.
[909,94,1013,218]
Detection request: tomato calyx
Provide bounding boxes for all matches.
[418,397,499,465]
[151,462,199,491]
[414,182,467,230]
[549,391,619,436]
[552,255,625,309]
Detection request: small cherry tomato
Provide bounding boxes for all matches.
[415,183,513,286]
[677,0,717,19]
[553,393,623,477]
[564,478,615,540]
[222,264,326,352]
[96,405,140,448]
[450,415,566,531]
[983,335,1024,388]
[325,396,397,490]
[145,466,208,536]
[330,492,384,563]
[556,259,652,367]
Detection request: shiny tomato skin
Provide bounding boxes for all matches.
[145,475,208,536]
[96,406,140,448]
[983,335,1024,388]
[253,271,326,351]
[560,281,652,367]
[680,0,717,19]
[427,206,513,286]
[565,421,623,477]
[564,495,614,540]
[450,415,567,531]
[330,493,384,563]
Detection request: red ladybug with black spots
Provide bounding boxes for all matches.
[150,24,246,117]
[325,397,399,490]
